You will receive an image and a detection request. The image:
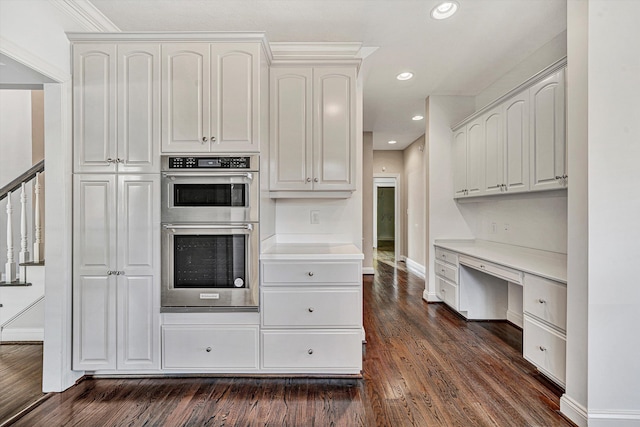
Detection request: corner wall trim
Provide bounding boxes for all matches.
[405,258,425,280]
[362,267,375,275]
[560,395,587,427]
[422,289,441,302]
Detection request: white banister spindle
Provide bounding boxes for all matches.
[5,192,17,283]
[33,172,43,263]
[19,182,30,264]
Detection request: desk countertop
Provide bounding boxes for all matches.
[434,239,567,283]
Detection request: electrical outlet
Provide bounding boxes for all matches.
[310,210,320,224]
[490,222,497,234]
[504,223,510,231]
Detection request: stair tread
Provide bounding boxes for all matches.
[18,261,45,267]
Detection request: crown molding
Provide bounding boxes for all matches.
[0,36,70,83]
[270,42,363,61]
[49,0,121,32]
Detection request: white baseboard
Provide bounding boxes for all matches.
[506,309,523,328]
[1,327,44,342]
[588,410,640,427]
[423,289,441,302]
[560,395,588,427]
[362,267,375,275]
[405,258,425,279]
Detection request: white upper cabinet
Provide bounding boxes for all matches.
[530,69,566,191]
[74,44,159,173]
[270,67,313,190]
[161,43,261,153]
[270,66,357,194]
[452,63,566,199]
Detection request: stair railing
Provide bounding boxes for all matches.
[0,160,44,283]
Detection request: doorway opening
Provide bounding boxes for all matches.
[373,176,400,269]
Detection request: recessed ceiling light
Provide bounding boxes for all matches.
[388,140,397,145]
[396,72,413,81]
[431,1,459,20]
[412,115,424,121]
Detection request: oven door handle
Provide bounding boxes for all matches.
[162,172,253,180]
[163,224,253,230]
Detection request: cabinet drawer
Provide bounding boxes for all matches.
[523,315,566,387]
[162,325,259,369]
[262,262,360,284]
[435,247,458,266]
[435,260,458,283]
[459,255,523,284]
[524,274,567,331]
[262,330,362,370]
[262,288,361,328]
[436,276,458,310]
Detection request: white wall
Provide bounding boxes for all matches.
[458,194,568,253]
[586,0,640,423]
[403,136,426,267]
[425,95,475,301]
[362,132,373,271]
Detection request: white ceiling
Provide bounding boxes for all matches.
[87,0,566,150]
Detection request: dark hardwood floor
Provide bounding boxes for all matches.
[0,343,45,424]
[9,257,573,426]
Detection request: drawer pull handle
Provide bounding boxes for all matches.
[480,264,486,269]
[308,349,313,355]
[441,254,446,258]
[538,346,546,352]
[441,269,446,273]
[308,272,314,277]
[308,307,314,313]
[538,299,547,304]
[205,347,212,353]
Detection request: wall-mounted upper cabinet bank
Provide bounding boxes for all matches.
[269,66,357,197]
[452,65,566,199]
[73,44,160,173]
[161,43,262,153]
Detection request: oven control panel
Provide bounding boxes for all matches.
[167,156,251,169]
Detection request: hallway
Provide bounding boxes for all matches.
[9,263,571,426]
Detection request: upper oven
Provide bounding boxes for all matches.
[161,155,259,223]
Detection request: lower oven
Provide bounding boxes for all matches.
[161,223,259,311]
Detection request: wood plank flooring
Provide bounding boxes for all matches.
[0,343,45,424]
[9,259,574,426]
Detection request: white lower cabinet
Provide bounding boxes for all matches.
[162,325,259,370]
[262,330,362,370]
[436,276,458,310]
[523,315,566,387]
[73,174,160,371]
[260,259,363,374]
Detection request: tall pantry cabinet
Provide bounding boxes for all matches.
[71,41,161,371]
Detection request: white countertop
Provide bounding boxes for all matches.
[434,239,567,283]
[260,243,364,260]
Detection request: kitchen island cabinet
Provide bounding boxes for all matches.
[260,243,364,375]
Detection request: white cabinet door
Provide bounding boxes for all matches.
[161,43,210,153]
[270,67,313,191]
[452,128,467,198]
[530,69,566,191]
[483,108,503,195]
[73,44,117,173]
[503,91,530,193]
[210,43,260,152]
[117,44,160,173]
[313,67,357,191]
[466,118,484,197]
[73,175,117,370]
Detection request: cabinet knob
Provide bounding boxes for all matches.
[313,178,319,183]
[307,349,313,355]
[538,299,546,304]
[210,136,216,142]
[107,270,113,275]
[555,176,562,180]
[306,177,311,183]
[106,158,114,164]
[308,307,314,313]
[441,268,445,273]
[206,347,212,353]
[308,272,314,277]
[538,346,547,352]
[202,137,207,143]
[480,264,486,269]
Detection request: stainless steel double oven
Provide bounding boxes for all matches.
[161,155,259,311]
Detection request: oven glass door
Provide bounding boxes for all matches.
[161,172,258,223]
[162,224,259,309]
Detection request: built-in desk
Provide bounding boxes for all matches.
[433,239,567,388]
